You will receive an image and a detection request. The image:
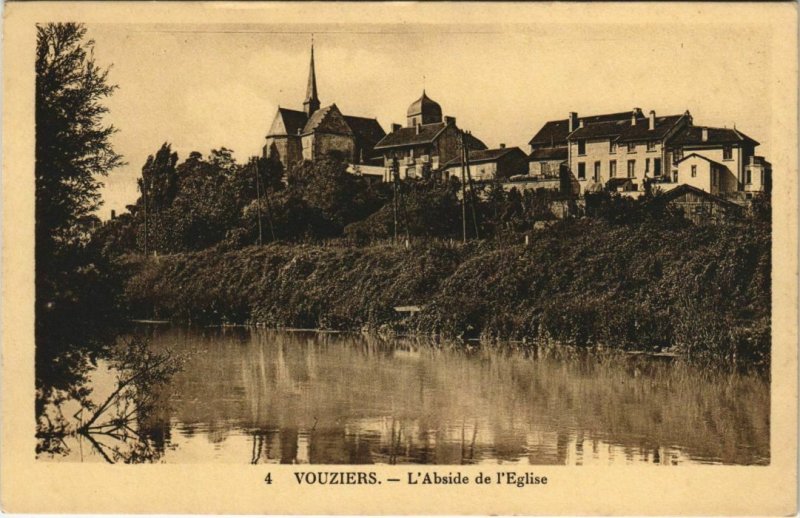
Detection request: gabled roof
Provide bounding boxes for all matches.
[444,147,526,167]
[302,104,353,136]
[670,126,759,147]
[267,108,308,137]
[616,115,685,142]
[344,115,386,149]
[374,122,448,149]
[528,111,636,147]
[567,114,685,142]
[529,147,568,161]
[675,152,725,168]
[651,184,743,210]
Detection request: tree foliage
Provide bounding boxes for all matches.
[35,23,124,393]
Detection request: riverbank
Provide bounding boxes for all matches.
[122,219,771,372]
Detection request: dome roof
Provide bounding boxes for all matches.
[407,90,442,118]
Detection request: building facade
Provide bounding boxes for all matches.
[528,108,769,198]
[263,45,386,169]
[374,91,487,181]
[443,146,528,181]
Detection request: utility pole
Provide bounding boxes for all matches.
[460,132,468,244]
[392,157,399,244]
[253,157,263,246]
[464,131,480,240]
[142,174,148,256]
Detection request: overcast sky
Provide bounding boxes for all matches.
[88,21,773,218]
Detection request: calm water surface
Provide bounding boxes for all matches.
[44,326,770,465]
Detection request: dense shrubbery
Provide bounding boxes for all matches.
[121,218,770,373]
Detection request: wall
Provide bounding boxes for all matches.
[303,133,355,162]
[674,145,752,189]
[265,136,302,169]
[529,159,564,177]
[676,156,713,194]
[568,138,666,194]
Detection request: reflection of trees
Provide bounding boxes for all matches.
[36,336,181,463]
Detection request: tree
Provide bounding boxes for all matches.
[36,23,123,256]
[36,23,123,391]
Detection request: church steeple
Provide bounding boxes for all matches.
[303,41,320,116]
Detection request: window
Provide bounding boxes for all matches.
[577,162,586,179]
[627,160,635,178]
[627,142,636,153]
[541,162,550,176]
[609,160,617,178]
[746,169,752,184]
[578,140,586,155]
[691,165,697,177]
[673,148,683,163]
[712,170,717,186]
[645,158,650,172]
[647,141,656,152]
[594,161,601,182]
[654,158,662,176]
[723,146,733,160]
[609,140,617,154]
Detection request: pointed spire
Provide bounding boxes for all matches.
[303,36,320,116]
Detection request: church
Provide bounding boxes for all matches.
[263,45,386,169]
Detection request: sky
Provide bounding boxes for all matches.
[86,20,773,218]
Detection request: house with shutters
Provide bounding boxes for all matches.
[527,108,770,198]
[373,91,487,181]
[263,45,386,170]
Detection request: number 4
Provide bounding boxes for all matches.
[264,473,273,485]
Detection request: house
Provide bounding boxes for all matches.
[564,108,692,195]
[528,108,769,199]
[443,145,528,181]
[669,153,737,196]
[263,45,386,169]
[667,126,760,191]
[373,91,486,181]
[648,184,744,224]
[527,110,639,178]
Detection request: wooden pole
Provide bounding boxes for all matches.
[142,175,148,256]
[253,158,263,246]
[463,131,480,240]
[460,132,468,245]
[392,157,399,244]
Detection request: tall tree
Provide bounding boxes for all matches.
[35,23,123,390]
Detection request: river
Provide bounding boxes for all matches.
[39,326,770,465]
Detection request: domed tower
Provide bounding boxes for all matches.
[406,90,443,127]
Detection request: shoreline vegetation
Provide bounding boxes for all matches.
[121,217,770,374]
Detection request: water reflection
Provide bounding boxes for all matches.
[43,327,770,465]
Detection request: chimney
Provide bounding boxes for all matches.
[499,143,506,148]
[631,108,640,126]
[568,112,578,132]
[648,110,656,130]
[445,116,456,126]
[391,123,401,133]
[701,127,708,142]
[110,209,116,220]
[416,123,421,135]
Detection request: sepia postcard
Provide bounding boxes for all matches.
[1,1,797,515]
